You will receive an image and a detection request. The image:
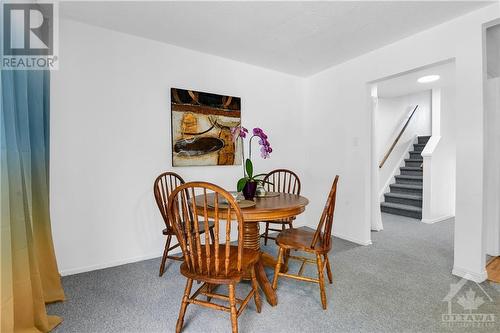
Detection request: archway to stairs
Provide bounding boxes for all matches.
[368,60,457,233]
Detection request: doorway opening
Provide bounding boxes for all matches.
[369,60,457,231]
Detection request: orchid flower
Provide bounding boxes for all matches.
[233,125,273,192]
[231,125,248,141]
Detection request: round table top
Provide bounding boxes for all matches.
[194,193,309,222]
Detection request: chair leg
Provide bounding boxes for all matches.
[272,247,284,290]
[316,254,327,310]
[283,249,290,273]
[176,278,193,333]
[159,234,172,277]
[206,283,212,302]
[264,222,270,245]
[229,283,238,333]
[324,254,333,284]
[251,265,262,313]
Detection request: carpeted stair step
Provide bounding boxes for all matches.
[381,136,429,219]
[395,174,423,185]
[404,158,423,167]
[380,202,422,219]
[418,136,431,144]
[409,151,423,159]
[413,143,426,152]
[384,192,422,207]
[389,183,423,195]
[400,166,423,176]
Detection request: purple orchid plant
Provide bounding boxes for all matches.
[231,126,273,192]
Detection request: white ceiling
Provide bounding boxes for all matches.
[376,61,455,98]
[60,1,493,77]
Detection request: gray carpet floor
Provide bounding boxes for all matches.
[48,214,500,332]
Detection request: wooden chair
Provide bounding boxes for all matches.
[272,175,339,310]
[153,172,215,277]
[168,182,261,333]
[261,169,301,245]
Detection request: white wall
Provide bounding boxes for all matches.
[421,86,456,223]
[484,77,500,256]
[484,22,500,256]
[376,91,431,196]
[303,4,499,281]
[486,24,500,78]
[50,19,305,275]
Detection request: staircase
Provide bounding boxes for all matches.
[380,135,430,219]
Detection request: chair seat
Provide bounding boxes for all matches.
[180,245,260,283]
[163,220,214,235]
[276,226,329,254]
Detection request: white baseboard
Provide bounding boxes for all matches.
[452,266,488,283]
[59,251,174,276]
[421,215,454,224]
[333,232,372,246]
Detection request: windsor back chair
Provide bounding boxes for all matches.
[272,175,339,310]
[153,172,215,276]
[261,169,301,245]
[168,182,261,333]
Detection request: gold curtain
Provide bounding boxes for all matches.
[1,70,65,332]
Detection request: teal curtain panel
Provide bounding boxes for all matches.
[1,70,64,332]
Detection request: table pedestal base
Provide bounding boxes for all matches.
[243,221,261,251]
[242,222,278,306]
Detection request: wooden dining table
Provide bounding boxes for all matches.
[194,192,309,306]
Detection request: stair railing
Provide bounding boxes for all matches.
[379,105,419,169]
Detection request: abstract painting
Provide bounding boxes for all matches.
[171,88,242,166]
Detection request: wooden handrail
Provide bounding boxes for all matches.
[379,105,419,169]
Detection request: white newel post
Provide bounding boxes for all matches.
[421,136,440,223]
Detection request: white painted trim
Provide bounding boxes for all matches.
[333,232,372,246]
[59,251,175,276]
[421,215,454,224]
[452,266,488,283]
[421,135,441,157]
[378,135,417,202]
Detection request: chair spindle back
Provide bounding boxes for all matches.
[153,172,186,230]
[167,182,245,277]
[311,176,339,250]
[263,169,301,195]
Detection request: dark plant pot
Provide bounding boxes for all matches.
[242,182,257,200]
